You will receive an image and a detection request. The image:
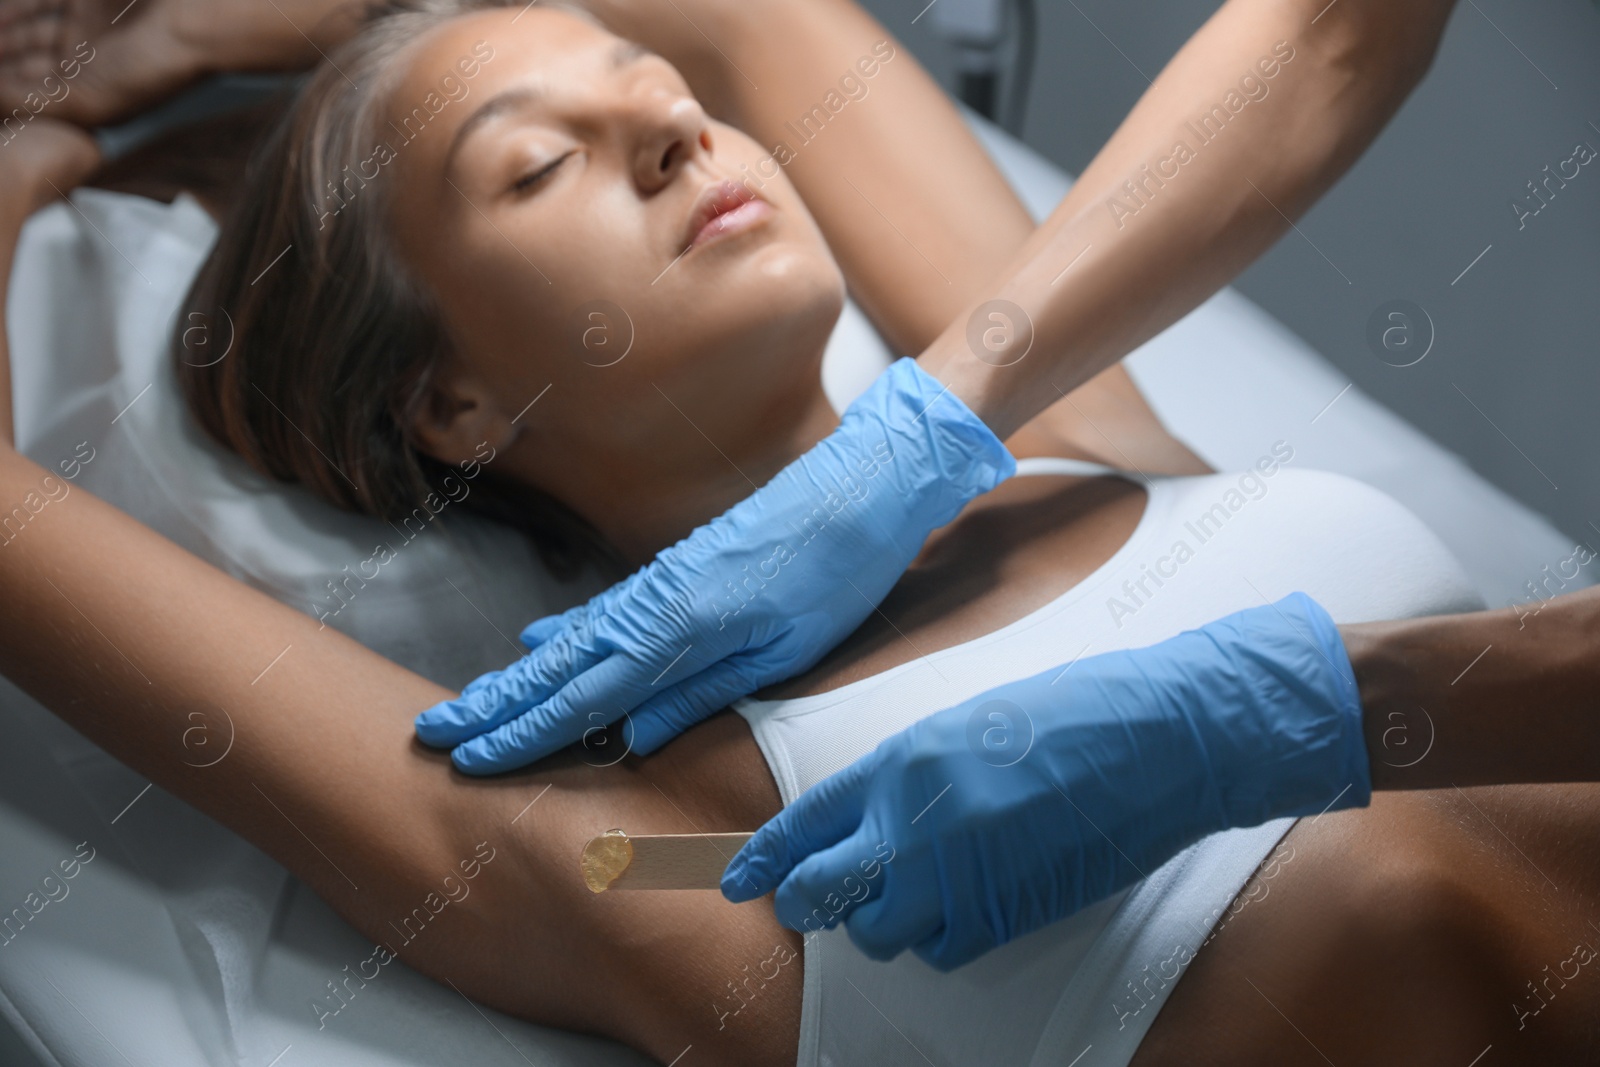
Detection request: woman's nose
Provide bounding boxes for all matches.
[631,91,711,194]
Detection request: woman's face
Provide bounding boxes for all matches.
[384,6,845,482]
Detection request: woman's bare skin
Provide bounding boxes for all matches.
[1132,784,1600,1066]
[0,0,359,125]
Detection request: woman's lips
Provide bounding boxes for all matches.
[683,179,775,252]
[689,198,774,249]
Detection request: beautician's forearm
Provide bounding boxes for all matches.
[921,0,1457,438]
[1345,588,1600,790]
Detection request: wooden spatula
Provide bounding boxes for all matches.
[581,829,755,892]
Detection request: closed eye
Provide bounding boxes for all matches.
[514,151,574,193]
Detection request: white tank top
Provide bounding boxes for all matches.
[734,460,1483,1067]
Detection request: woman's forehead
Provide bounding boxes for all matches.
[381,3,621,179]
[395,4,613,99]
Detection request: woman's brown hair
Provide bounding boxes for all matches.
[176,0,609,576]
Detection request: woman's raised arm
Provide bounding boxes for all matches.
[0,130,804,1067]
[0,120,519,1023]
[0,0,362,127]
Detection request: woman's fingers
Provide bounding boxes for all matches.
[0,49,51,85]
[0,3,60,59]
[0,0,61,34]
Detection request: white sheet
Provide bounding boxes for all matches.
[0,113,1583,1067]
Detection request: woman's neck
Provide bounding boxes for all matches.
[533,383,842,569]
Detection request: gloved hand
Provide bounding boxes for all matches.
[721,594,1369,971]
[414,359,1014,774]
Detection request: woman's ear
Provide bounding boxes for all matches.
[408,366,519,466]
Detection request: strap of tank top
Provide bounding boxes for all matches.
[1012,456,1149,483]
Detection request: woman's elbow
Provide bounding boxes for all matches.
[1312,0,1458,103]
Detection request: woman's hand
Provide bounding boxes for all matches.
[0,115,99,220]
[0,0,358,128]
[0,0,204,127]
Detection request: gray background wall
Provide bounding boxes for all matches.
[865,0,1600,548]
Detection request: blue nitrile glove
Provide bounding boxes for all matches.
[721,594,1369,971]
[414,359,1014,774]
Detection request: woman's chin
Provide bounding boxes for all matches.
[746,244,846,325]
[759,269,844,350]
[751,241,841,290]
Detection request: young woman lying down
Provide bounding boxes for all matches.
[1,0,1598,1063]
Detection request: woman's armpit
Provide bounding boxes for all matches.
[397,707,800,1064]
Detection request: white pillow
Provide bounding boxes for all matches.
[10,189,608,690]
